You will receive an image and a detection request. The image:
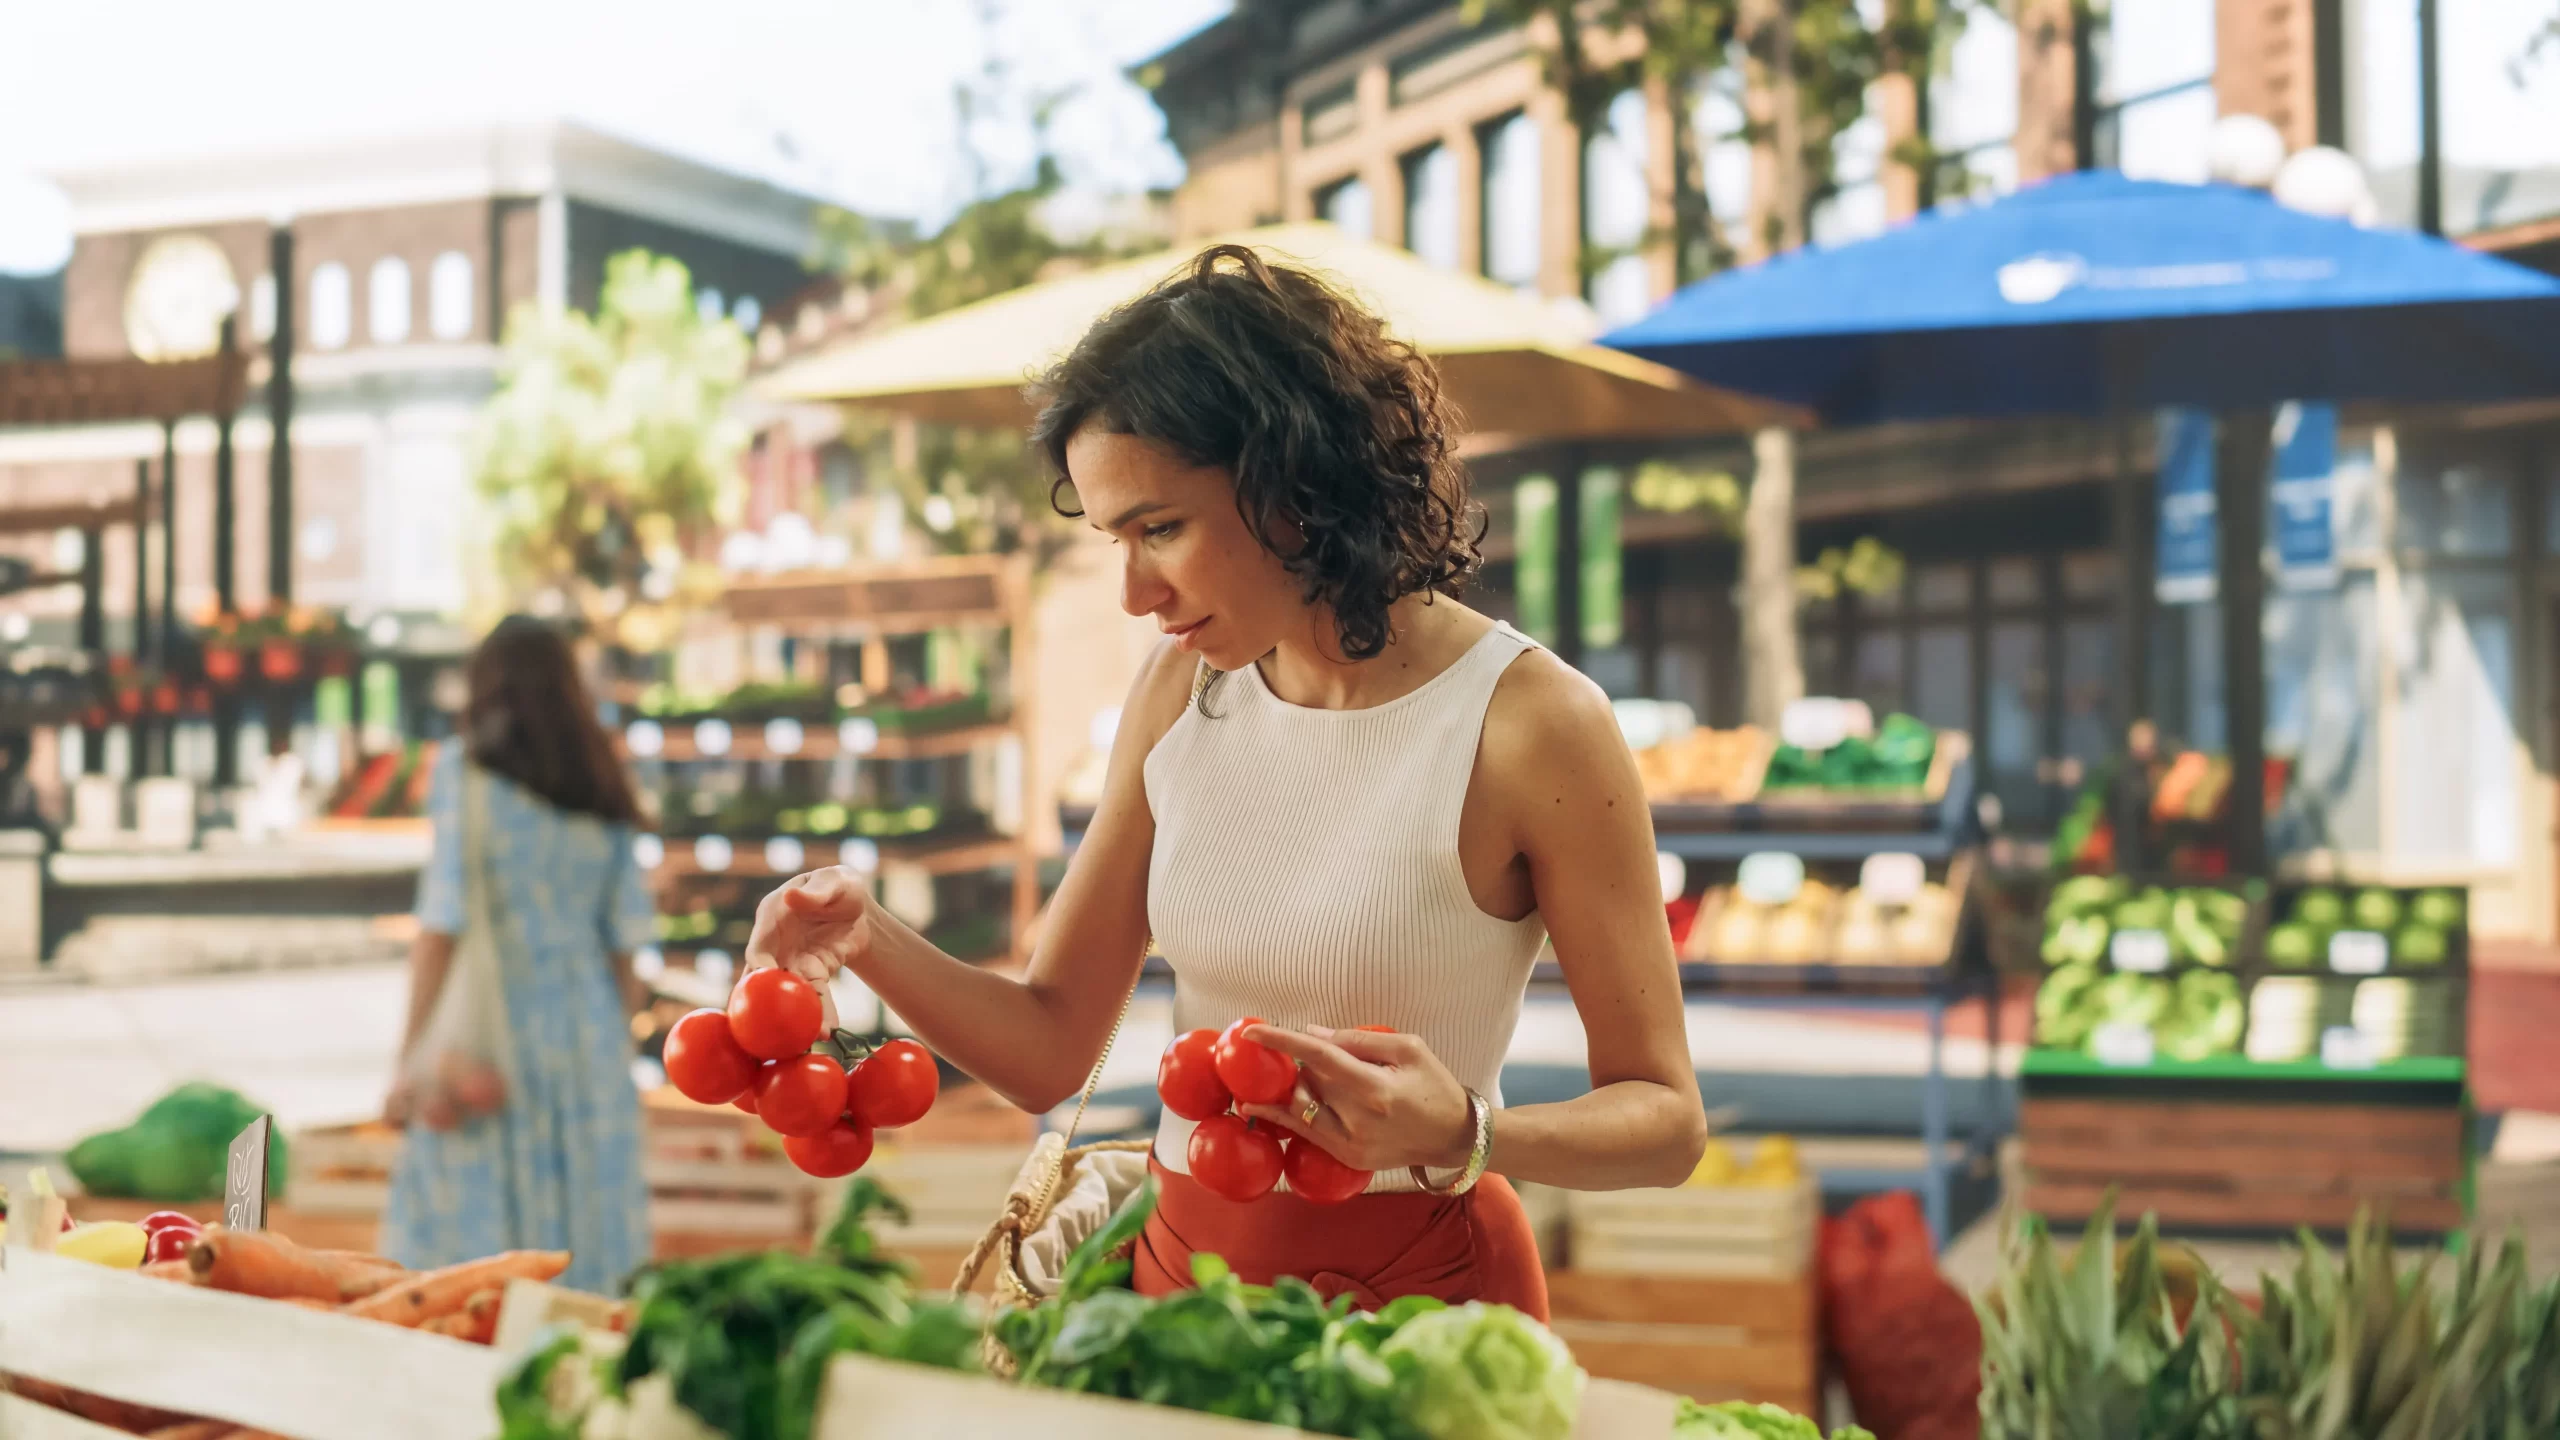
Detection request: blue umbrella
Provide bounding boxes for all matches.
[1602,170,2560,426]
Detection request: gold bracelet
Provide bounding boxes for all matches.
[1411,1089,1492,1197]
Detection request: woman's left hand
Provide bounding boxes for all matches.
[1235,1025,1476,1174]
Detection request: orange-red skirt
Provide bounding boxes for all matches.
[1131,1157,1549,1322]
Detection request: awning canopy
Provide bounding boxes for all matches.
[762,222,1803,447]
[1602,171,2560,425]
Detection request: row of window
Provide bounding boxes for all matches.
[244,254,769,352]
[246,251,477,350]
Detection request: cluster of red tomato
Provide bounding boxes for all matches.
[138,1208,203,1263]
[1156,1017,1375,1205]
[660,968,940,1178]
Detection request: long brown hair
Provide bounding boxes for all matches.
[460,615,644,827]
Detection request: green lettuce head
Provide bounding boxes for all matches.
[1380,1301,1584,1440]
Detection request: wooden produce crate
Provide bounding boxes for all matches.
[1544,1271,1821,1417]
[1563,1174,1819,1279]
[848,1141,1033,1294]
[2020,1093,2469,1233]
[288,1120,405,1216]
[59,1196,381,1253]
[644,1090,818,1257]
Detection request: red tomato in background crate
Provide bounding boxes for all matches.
[1212,1017,1297,1107]
[784,1118,876,1178]
[145,1226,196,1264]
[1187,1114,1284,1202]
[1157,1028,1233,1122]
[663,1009,760,1105]
[726,967,824,1061]
[846,1039,939,1129]
[753,1055,851,1137]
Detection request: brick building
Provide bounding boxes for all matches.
[1142,0,2560,938]
[0,121,819,653]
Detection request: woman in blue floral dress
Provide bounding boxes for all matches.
[381,616,655,1294]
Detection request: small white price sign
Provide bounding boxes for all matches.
[840,838,881,873]
[1779,697,1848,753]
[2110,928,2172,973]
[763,718,805,756]
[693,719,733,757]
[1736,851,1806,907]
[2320,1025,2380,1070]
[693,835,734,873]
[1859,852,1925,906]
[2092,1022,2156,1068]
[837,718,881,755]
[2328,930,2389,975]
[626,720,665,758]
[632,833,665,870]
[763,836,806,873]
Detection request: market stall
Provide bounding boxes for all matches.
[1624,700,1999,1248]
[2021,876,2472,1231]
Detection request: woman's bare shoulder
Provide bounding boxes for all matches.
[1477,646,1638,819]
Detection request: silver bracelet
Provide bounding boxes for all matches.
[1411,1088,1493,1197]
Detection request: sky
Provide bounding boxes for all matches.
[0,0,1232,274]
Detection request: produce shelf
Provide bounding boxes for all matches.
[618,717,1014,764]
[2020,1046,2464,1085]
[647,831,1025,881]
[1652,756,1979,862]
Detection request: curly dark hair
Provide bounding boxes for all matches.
[1031,243,1484,664]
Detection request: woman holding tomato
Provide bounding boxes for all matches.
[745,245,1708,1319]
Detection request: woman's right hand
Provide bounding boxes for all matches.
[744,866,877,1001]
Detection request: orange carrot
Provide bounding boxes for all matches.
[311,1248,404,1271]
[185,1227,388,1303]
[145,1423,232,1440]
[341,1251,567,1327]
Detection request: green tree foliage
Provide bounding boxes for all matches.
[472,249,747,638]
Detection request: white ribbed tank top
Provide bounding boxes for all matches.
[1143,621,1549,1194]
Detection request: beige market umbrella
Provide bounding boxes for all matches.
[761,222,1802,448]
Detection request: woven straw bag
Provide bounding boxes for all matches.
[951,985,1152,1376]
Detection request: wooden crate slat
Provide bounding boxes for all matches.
[2023,1138,2464,1185]
[2023,1182,2466,1233]
[1551,1330,1817,1407]
[2021,1098,2462,1148]
[1544,1271,1813,1333]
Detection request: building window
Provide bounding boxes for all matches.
[1481,111,1541,291]
[697,287,725,325]
[368,257,412,344]
[309,262,351,351]
[733,294,763,333]
[1403,144,1460,268]
[2437,4,2560,235]
[249,273,276,342]
[428,251,473,340]
[1317,176,1374,240]
[1932,4,2021,204]
[2093,0,2217,182]
[1302,80,1359,147]
[1585,88,1651,326]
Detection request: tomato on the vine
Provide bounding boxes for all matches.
[783,1118,876,1178]
[752,1055,850,1137]
[1281,1137,1372,1205]
[1187,1113,1284,1202]
[144,1226,196,1264]
[733,1089,759,1115]
[846,1039,939,1129]
[663,1009,760,1105]
[1212,1017,1297,1107]
[1156,1028,1233,1122]
[727,967,824,1061]
[137,1210,200,1238]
